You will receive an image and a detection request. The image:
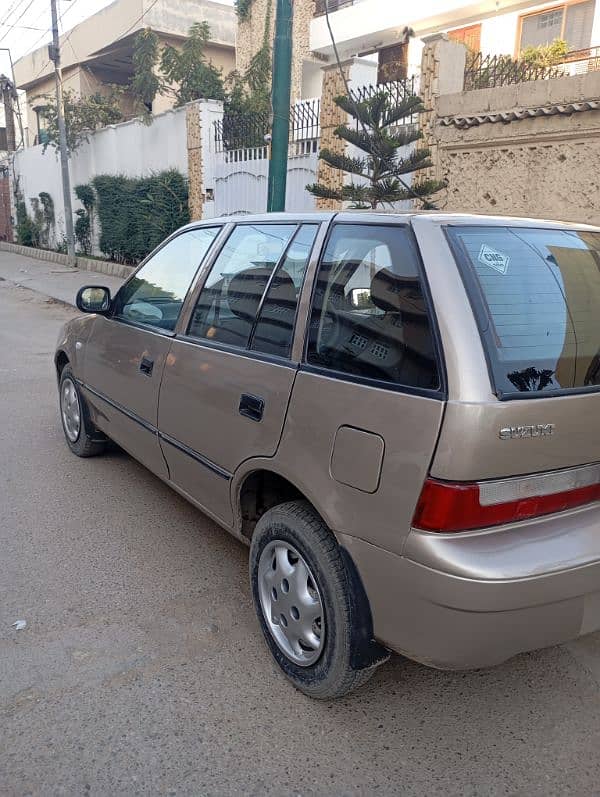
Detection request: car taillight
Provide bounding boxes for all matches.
[413,463,600,533]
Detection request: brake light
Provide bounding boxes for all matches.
[413,464,600,533]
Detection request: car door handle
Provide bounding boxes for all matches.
[139,356,154,376]
[239,393,264,422]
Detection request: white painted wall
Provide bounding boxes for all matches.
[13,105,189,251]
[480,11,521,56]
[348,56,379,88]
[302,62,324,99]
[592,2,600,44]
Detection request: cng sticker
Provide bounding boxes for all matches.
[478,244,510,274]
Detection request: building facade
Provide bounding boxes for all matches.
[237,0,600,100]
[13,0,236,147]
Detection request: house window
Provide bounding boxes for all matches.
[519,1,595,52]
[448,24,482,53]
[377,43,408,83]
[33,106,49,146]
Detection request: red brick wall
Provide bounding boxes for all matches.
[0,176,12,242]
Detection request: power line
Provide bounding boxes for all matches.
[28,0,156,85]
[120,0,161,39]
[27,0,86,83]
[322,0,437,210]
[0,0,32,29]
[0,23,47,32]
[0,0,40,45]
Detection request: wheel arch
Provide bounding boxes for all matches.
[235,466,326,543]
[55,350,70,380]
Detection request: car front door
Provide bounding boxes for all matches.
[79,226,222,477]
[157,222,321,525]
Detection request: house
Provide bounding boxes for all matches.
[238,0,600,102]
[13,0,236,147]
[309,0,599,93]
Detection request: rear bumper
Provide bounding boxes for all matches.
[339,504,600,669]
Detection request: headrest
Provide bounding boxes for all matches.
[369,268,427,316]
[263,268,296,308]
[227,267,295,320]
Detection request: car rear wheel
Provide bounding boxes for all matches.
[249,500,385,699]
[59,365,106,457]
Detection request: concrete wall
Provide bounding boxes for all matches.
[13,104,188,251]
[421,36,600,225]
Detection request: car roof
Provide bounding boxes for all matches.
[180,211,600,234]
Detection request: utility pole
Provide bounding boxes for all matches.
[266,0,293,213]
[49,0,76,264]
[0,75,16,152]
[0,49,26,150]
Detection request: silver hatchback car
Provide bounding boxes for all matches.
[55,212,600,698]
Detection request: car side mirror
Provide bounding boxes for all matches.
[76,285,111,314]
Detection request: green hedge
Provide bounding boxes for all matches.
[91,169,189,264]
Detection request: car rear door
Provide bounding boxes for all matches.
[80,226,221,477]
[278,219,447,556]
[157,222,321,526]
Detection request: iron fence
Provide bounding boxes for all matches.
[464,52,560,90]
[214,113,269,153]
[464,47,600,91]
[214,98,320,153]
[350,76,421,124]
[314,0,356,17]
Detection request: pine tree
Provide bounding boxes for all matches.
[307,91,445,209]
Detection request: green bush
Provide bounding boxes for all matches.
[235,0,254,20]
[16,200,41,247]
[520,39,568,69]
[74,184,96,255]
[90,170,190,264]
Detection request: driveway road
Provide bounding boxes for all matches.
[1,278,600,796]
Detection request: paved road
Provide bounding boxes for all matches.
[1,278,600,796]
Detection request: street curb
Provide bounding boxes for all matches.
[0,242,135,279]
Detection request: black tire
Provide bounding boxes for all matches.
[59,365,106,457]
[249,500,387,699]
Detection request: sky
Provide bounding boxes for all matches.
[0,0,234,78]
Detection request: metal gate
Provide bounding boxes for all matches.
[208,99,320,218]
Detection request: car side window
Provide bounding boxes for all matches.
[250,224,318,358]
[306,224,440,390]
[113,227,220,332]
[187,223,297,348]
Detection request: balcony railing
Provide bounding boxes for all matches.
[314,0,356,17]
[464,46,600,91]
[560,46,600,75]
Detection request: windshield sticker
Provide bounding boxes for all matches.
[478,244,510,274]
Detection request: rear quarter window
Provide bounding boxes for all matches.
[446,225,600,397]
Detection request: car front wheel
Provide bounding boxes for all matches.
[59,365,106,457]
[249,500,386,699]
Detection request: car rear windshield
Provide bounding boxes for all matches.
[446,225,600,398]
